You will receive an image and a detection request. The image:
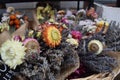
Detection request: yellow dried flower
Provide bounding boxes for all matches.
[66,38,79,48]
[0,39,26,69]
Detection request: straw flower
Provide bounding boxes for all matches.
[0,39,26,69]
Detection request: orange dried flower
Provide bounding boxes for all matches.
[9,20,14,26]
[10,14,16,20]
[14,19,20,25]
[95,27,102,33]
[42,24,62,48]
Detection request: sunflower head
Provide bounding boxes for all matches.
[42,24,62,48]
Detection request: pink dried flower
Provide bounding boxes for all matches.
[71,31,82,41]
[23,38,41,54]
[13,36,22,41]
[61,18,69,24]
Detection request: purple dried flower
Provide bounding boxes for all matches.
[13,36,22,41]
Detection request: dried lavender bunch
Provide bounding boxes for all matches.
[19,56,55,80]
[61,43,79,67]
[77,39,86,54]
[42,41,79,79]
[79,52,117,73]
[105,21,120,51]
[43,49,64,77]
[58,41,80,80]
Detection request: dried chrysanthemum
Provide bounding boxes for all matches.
[42,24,62,48]
[0,39,26,69]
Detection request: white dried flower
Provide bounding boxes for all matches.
[0,39,26,69]
[76,9,86,15]
[6,7,15,13]
[83,25,97,33]
[1,16,9,22]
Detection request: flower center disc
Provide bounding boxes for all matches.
[89,43,99,53]
[51,29,59,40]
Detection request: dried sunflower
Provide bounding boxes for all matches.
[42,24,62,48]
